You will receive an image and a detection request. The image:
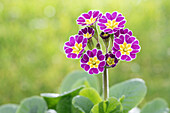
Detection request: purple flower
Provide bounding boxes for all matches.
[77,10,102,26]
[78,27,94,40]
[64,35,88,59]
[114,28,132,38]
[100,32,110,39]
[80,49,106,74]
[98,12,126,34]
[105,53,118,67]
[112,34,141,61]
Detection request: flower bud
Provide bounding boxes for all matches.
[100,32,110,39]
[96,43,101,49]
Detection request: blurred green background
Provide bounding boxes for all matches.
[0,0,169,106]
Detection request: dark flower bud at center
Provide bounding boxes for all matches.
[100,32,110,39]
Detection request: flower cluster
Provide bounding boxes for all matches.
[64,10,141,75]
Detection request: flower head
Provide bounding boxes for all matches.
[112,34,141,61]
[105,53,119,67]
[77,10,102,26]
[80,49,106,74]
[64,35,87,59]
[98,12,126,34]
[78,27,94,40]
[114,28,132,38]
[100,32,110,39]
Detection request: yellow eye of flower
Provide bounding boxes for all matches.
[119,42,132,55]
[87,57,100,68]
[83,32,92,39]
[106,57,115,66]
[105,20,119,30]
[72,43,83,54]
[85,17,96,25]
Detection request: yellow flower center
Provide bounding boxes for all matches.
[105,20,119,30]
[102,33,109,37]
[119,42,132,55]
[72,43,83,54]
[106,57,115,66]
[87,57,100,68]
[83,32,92,39]
[85,17,96,25]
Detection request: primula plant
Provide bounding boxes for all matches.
[0,10,169,113]
[64,10,141,100]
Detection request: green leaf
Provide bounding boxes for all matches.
[16,96,47,113]
[0,104,18,113]
[41,86,84,112]
[72,95,94,113]
[90,97,122,113]
[59,71,100,93]
[109,78,147,113]
[141,98,169,113]
[79,87,102,104]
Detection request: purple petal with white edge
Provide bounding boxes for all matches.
[116,17,124,22]
[131,44,140,49]
[100,26,107,30]
[97,50,102,56]
[119,35,125,41]
[123,28,128,33]
[132,40,139,45]
[77,19,85,22]
[131,50,140,54]
[92,49,97,56]
[126,36,136,44]
[69,36,75,46]
[99,61,106,67]
[87,50,93,57]
[117,14,122,17]
[106,12,113,20]
[89,68,93,74]
[64,46,69,50]
[72,53,77,59]
[121,55,127,60]
[112,47,118,54]
[118,20,126,26]
[130,53,136,59]
[104,28,112,32]
[88,11,92,17]
[114,38,123,44]
[67,54,72,58]
[98,23,106,27]
[81,54,89,63]
[99,18,107,23]
[65,48,73,54]
[108,30,114,34]
[82,38,88,47]
[82,27,87,34]
[93,11,99,18]
[82,13,90,19]
[98,54,105,61]
[81,64,90,71]
[65,42,71,47]
[114,42,120,50]
[93,68,99,74]
[76,35,83,44]
[98,67,104,72]
[126,56,132,61]
[128,31,133,36]
[78,53,82,58]
[112,12,117,19]
[115,51,121,58]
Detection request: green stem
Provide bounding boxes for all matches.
[103,48,109,100]
[103,66,109,100]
